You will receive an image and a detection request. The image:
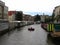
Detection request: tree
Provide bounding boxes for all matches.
[52,12,55,22]
[34,14,41,21]
[45,18,50,23]
[15,11,23,21]
[15,11,23,27]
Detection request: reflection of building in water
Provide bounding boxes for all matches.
[0,1,8,20]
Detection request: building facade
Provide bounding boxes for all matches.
[53,5,60,23]
[40,15,49,22]
[0,1,8,20]
[8,11,16,21]
[54,6,60,17]
[0,5,2,19]
[23,14,34,21]
[4,6,8,20]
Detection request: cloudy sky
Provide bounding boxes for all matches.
[1,0,60,15]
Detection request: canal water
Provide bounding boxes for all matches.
[0,24,54,45]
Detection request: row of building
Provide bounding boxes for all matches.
[8,11,34,21]
[0,0,60,23]
[0,0,50,22]
[0,0,34,22]
[8,11,50,22]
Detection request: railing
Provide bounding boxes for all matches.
[54,23,60,32]
[47,23,60,32]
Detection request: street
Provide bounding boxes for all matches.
[0,24,54,45]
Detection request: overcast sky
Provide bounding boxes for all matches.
[1,0,60,15]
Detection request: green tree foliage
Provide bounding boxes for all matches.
[15,11,23,21]
[45,18,50,23]
[52,12,55,22]
[34,14,41,21]
[15,11,23,27]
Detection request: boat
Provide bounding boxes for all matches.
[28,27,35,31]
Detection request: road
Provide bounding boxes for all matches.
[0,24,54,45]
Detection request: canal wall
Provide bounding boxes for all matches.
[0,21,34,36]
[0,22,9,36]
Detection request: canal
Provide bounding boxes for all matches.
[0,24,54,45]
